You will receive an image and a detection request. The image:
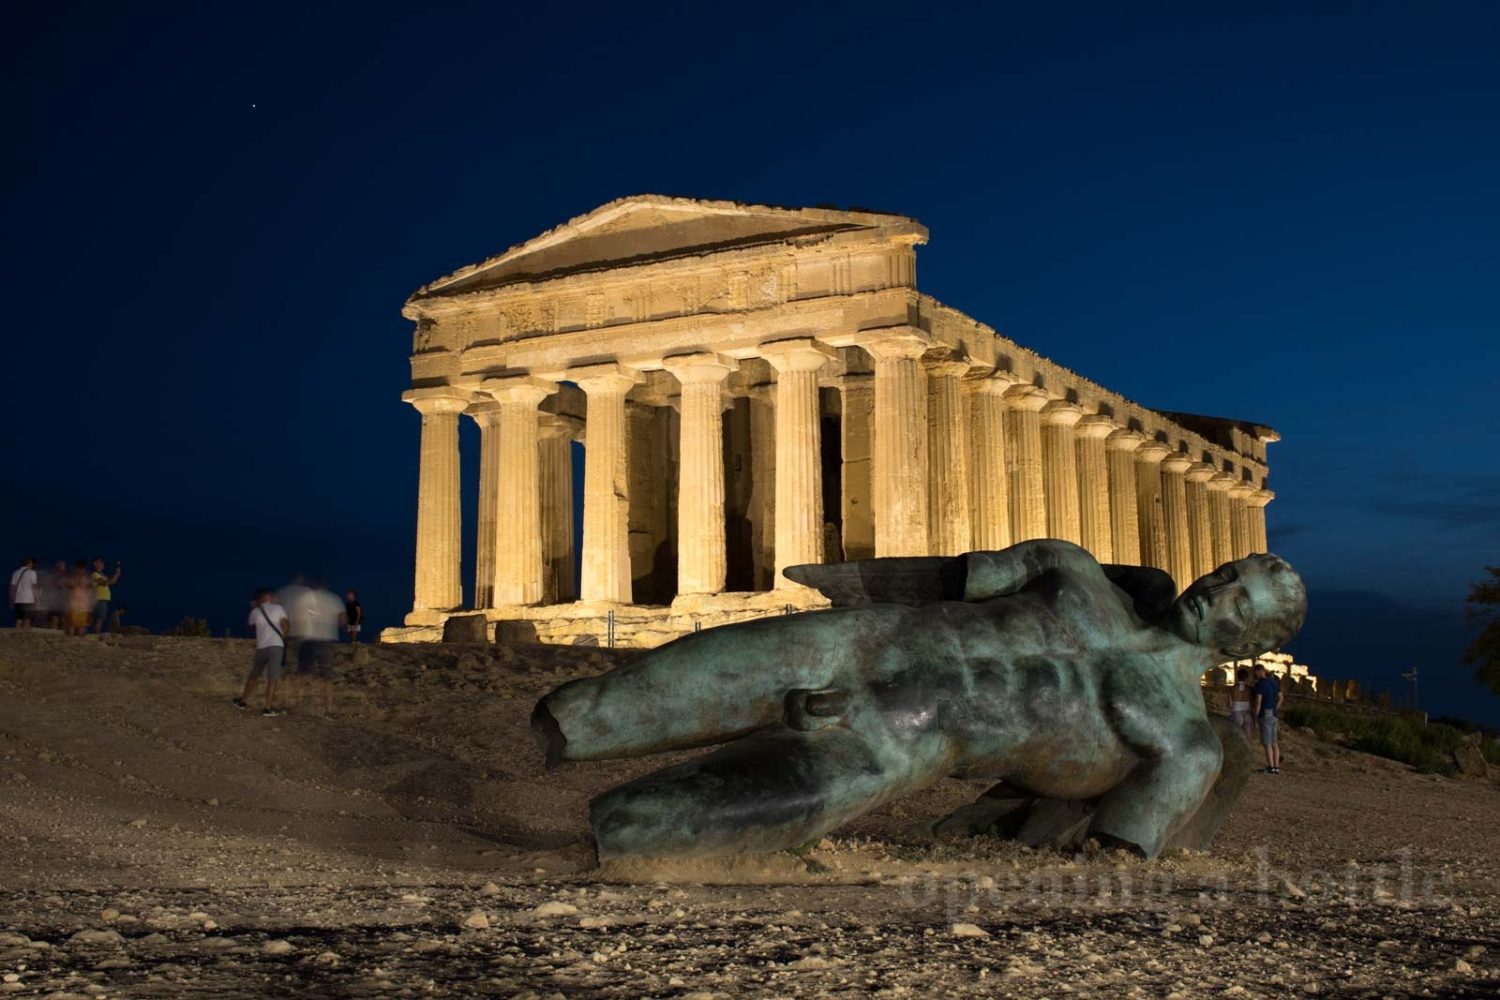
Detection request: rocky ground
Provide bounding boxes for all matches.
[0,630,1497,998]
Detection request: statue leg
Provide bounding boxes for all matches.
[1088,718,1222,859]
[589,726,940,860]
[535,616,847,766]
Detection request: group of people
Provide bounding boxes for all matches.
[236,579,363,718]
[1231,663,1285,774]
[9,557,122,636]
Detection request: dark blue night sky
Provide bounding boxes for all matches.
[3,3,1497,721]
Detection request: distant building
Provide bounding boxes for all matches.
[387,196,1278,647]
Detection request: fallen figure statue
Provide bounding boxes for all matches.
[532,539,1307,861]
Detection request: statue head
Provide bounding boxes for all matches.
[1168,554,1306,659]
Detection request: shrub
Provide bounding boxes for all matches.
[1482,740,1500,766]
[1282,705,1462,775]
[167,617,213,637]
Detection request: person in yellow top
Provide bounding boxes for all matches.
[90,558,121,634]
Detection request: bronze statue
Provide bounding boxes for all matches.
[533,540,1307,860]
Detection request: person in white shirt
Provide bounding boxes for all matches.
[9,558,39,629]
[237,589,289,716]
[289,582,346,716]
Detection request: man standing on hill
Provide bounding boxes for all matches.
[292,581,345,716]
[343,589,363,643]
[9,558,38,629]
[238,589,289,716]
[90,558,122,634]
[1252,662,1284,774]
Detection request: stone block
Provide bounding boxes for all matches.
[441,614,489,644]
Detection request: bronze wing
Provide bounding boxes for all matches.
[1101,564,1178,622]
[782,556,966,608]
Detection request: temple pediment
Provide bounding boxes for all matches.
[412,195,924,300]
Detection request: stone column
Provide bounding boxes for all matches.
[466,401,502,610]
[761,338,835,585]
[1074,414,1115,562]
[1208,472,1237,569]
[746,382,777,590]
[1248,488,1274,553]
[1040,400,1083,544]
[1003,385,1049,542]
[402,387,469,621]
[664,352,737,597]
[1229,482,1256,559]
[838,374,876,561]
[625,381,675,604]
[570,363,641,604]
[1105,429,1143,566]
[967,377,1013,552]
[1134,442,1171,573]
[539,415,579,603]
[1161,451,1194,589]
[926,358,973,556]
[1185,462,1217,580]
[483,375,556,606]
[865,331,930,557]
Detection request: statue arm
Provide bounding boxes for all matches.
[961,540,1107,601]
[1092,675,1223,858]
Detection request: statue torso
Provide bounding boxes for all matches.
[833,568,1213,798]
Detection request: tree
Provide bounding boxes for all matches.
[1463,566,1500,695]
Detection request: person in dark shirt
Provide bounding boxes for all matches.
[343,589,363,643]
[1251,663,1284,774]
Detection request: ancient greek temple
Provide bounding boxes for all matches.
[386,196,1277,646]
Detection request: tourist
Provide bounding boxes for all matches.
[36,560,67,630]
[9,558,38,629]
[343,589,363,643]
[238,589,288,716]
[276,574,310,667]
[90,558,122,634]
[65,560,93,637]
[292,581,345,716]
[1230,667,1254,740]
[1252,663,1284,774]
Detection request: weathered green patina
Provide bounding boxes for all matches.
[533,540,1307,860]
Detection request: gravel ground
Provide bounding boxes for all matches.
[0,630,1496,998]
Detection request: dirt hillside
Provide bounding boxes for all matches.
[0,631,1497,998]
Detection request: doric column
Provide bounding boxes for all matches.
[967,377,1013,552]
[1003,384,1049,542]
[483,375,556,606]
[1105,429,1143,566]
[838,374,875,562]
[1229,482,1256,559]
[570,363,641,604]
[761,338,835,585]
[625,380,675,605]
[466,401,502,610]
[1248,488,1274,553]
[746,382,777,589]
[663,352,737,596]
[1208,472,1237,569]
[926,358,973,556]
[1040,400,1083,544]
[402,387,469,620]
[1161,451,1194,589]
[865,331,930,557]
[1185,462,1217,580]
[1074,414,1115,562]
[539,414,579,603]
[1134,442,1171,574]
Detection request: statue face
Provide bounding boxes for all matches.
[1169,558,1304,657]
